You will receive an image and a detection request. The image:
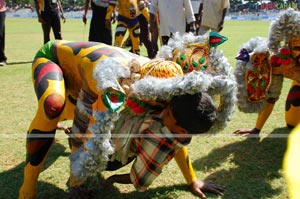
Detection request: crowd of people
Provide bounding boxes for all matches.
[230,0,300,13]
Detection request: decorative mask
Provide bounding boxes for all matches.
[172,32,227,74]
[289,36,300,60]
[172,44,210,73]
[246,51,271,102]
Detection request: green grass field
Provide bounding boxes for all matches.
[0,18,292,199]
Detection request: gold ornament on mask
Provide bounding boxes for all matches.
[172,43,212,74]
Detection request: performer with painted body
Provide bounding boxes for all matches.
[19,32,235,198]
[234,9,300,136]
[105,0,149,55]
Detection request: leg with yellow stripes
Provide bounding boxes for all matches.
[19,58,66,199]
[285,81,300,128]
[114,22,127,48]
[129,23,140,55]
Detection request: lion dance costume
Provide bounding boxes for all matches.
[234,9,300,134]
[19,32,236,198]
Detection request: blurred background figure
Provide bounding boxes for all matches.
[83,0,113,44]
[197,0,230,35]
[283,124,300,199]
[34,0,66,44]
[0,0,6,66]
[105,0,145,55]
[138,0,155,58]
[149,0,196,46]
[120,0,155,58]
[188,0,201,33]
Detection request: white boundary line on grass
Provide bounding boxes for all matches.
[0,133,291,139]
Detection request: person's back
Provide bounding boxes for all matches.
[83,0,112,44]
[149,0,195,45]
[198,0,230,35]
[107,92,217,190]
[34,0,65,44]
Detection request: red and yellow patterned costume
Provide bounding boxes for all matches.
[235,10,300,134]
[106,0,149,54]
[18,40,198,198]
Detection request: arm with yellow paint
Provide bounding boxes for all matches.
[174,146,225,198]
[233,100,276,136]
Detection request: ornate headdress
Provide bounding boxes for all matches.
[70,32,236,180]
[268,8,300,53]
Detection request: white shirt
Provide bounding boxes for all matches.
[200,0,230,30]
[190,0,200,14]
[150,0,195,37]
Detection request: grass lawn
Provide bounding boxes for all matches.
[0,18,292,199]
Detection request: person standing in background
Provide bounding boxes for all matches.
[34,0,66,44]
[121,0,156,58]
[149,0,196,46]
[188,0,201,33]
[197,0,230,35]
[138,0,155,58]
[297,0,300,10]
[105,0,147,55]
[83,0,114,45]
[0,0,7,66]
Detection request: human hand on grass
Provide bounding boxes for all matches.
[233,128,260,137]
[189,180,225,199]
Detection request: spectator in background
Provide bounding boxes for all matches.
[105,0,147,55]
[197,0,230,35]
[138,0,155,58]
[149,0,196,46]
[0,0,7,66]
[121,0,155,58]
[34,0,66,44]
[83,0,114,45]
[188,0,201,33]
[150,10,159,55]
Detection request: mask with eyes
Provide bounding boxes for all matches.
[246,51,272,102]
[289,36,300,62]
[172,44,210,73]
[172,32,227,74]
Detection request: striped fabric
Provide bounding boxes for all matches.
[129,119,185,191]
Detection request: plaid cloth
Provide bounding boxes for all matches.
[129,117,185,191]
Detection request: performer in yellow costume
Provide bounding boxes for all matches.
[283,124,300,199]
[105,0,149,55]
[18,31,235,198]
[234,9,300,135]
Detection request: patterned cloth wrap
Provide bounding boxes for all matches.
[71,32,237,181]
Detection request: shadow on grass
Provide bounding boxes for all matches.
[0,140,192,199]
[2,127,289,199]
[0,142,70,199]
[6,61,32,65]
[81,175,191,199]
[193,127,291,199]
